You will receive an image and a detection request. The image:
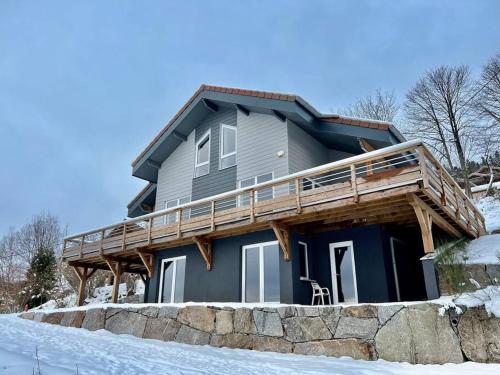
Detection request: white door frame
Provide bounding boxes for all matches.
[329,241,358,304]
[390,237,405,302]
[157,256,186,303]
[241,240,279,303]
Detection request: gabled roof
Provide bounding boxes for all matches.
[132,84,404,182]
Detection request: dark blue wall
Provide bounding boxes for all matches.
[145,230,293,303]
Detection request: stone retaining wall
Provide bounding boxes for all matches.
[20,303,500,364]
[438,264,500,295]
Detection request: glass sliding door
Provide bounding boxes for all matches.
[329,241,358,304]
[242,241,280,303]
[158,256,186,303]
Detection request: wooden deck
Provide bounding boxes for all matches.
[62,140,486,281]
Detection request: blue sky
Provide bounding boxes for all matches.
[0,0,499,236]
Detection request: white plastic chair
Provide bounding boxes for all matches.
[310,281,332,305]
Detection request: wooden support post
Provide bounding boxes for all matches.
[350,164,359,203]
[418,146,429,189]
[270,221,290,261]
[105,258,123,303]
[210,200,216,232]
[136,249,154,277]
[193,237,212,271]
[411,203,434,253]
[295,178,302,214]
[73,266,97,306]
[249,190,255,223]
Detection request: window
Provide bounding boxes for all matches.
[164,196,191,224]
[298,242,309,280]
[195,130,210,177]
[220,124,236,169]
[242,241,280,303]
[238,172,274,206]
[158,256,186,303]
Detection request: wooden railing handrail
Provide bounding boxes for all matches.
[63,139,483,244]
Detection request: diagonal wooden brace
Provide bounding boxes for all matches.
[136,249,154,278]
[270,220,290,261]
[193,237,213,271]
[103,256,123,303]
[72,265,98,306]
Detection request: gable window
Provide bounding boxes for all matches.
[195,130,210,177]
[164,196,191,224]
[220,124,237,169]
[238,172,274,206]
[298,242,309,280]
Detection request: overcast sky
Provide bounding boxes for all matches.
[0,0,499,236]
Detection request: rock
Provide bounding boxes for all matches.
[334,317,378,340]
[177,306,216,333]
[319,306,342,335]
[296,306,319,317]
[105,310,148,337]
[277,306,296,319]
[215,310,233,335]
[175,325,211,346]
[143,318,181,341]
[33,312,44,322]
[81,309,106,331]
[138,306,159,318]
[253,310,283,337]
[60,311,86,328]
[294,339,377,360]
[458,307,500,363]
[283,317,332,342]
[158,306,179,319]
[20,312,34,320]
[41,312,64,325]
[375,304,463,364]
[234,308,256,334]
[377,305,404,326]
[252,336,293,353]
[210,334,253,349]
[342,305,378,319]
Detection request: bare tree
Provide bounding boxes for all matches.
[475,53,500,125]
[403,65,476,197]
[340,89,400,122]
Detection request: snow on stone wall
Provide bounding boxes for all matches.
[19,303,500,364]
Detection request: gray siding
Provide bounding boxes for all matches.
[287,120,329,173]
[236,111,289,182]
[192,108,237,200]
[155,130,194,209]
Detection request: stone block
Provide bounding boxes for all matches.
[210,334,253,349]
[158,306,179,319]
[283,317,332,342]
[81,309,106,331]
[342,305,378,319]
[234,308,256,334]
[253,310,283,337]
[60,311,86,328]
[41,312,64,325]
[252,336,293,353]
[175,325,211,346]
[294,339,377,360]
[105,310,148,337]
[143,317,180,341]
[334,317,378,340]
[215,309,233,335]
[177,306,216,333]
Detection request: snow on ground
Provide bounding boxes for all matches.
[0,315,499,375]
[475,196,500,233]
[465,234,500,264]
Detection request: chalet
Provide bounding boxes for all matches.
[62,85,486,306]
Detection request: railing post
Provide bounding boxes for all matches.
[210,200,216,232]
[99,229,105,255]
[79,235,84,259]
[464,197,471,230]
[418,146,429,189]
[121,223,127,251]
[148,218,152,245]
[249,190,255,223]
[438,168,447,206]
[295,178,302,214]
[177,208,182,238]
[350,164,358,203]
[453,185,460,220]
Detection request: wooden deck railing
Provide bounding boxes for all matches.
[62,140,486,261]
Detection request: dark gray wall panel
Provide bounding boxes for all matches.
[192,108,237,200]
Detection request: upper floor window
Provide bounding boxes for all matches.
[195,130,210,177]
[164,196,191,224]
[220,124,237,169]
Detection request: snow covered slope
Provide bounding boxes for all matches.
[1,314,499,375]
